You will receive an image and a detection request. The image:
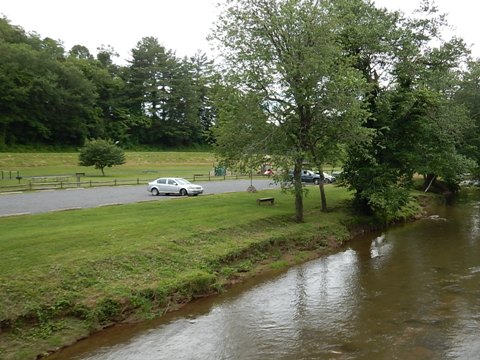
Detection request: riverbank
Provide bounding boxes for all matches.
[0,186,433,360]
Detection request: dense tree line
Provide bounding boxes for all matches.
[211,0,480,221]
[0,17,216,149]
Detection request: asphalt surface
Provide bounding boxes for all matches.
[0,179,280,217]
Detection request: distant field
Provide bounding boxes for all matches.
[0,152,342,176]
[0,151,217,182]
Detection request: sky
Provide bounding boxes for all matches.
[1,0,221,62]
[375,0,480,57]
[1,0,479,64]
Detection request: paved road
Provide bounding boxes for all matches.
[0,179,279,217]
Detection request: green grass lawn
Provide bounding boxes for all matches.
[0,185,361,359]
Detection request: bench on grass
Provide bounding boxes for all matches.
[257,197,275,205]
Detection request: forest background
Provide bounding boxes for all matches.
[0,16,217,151]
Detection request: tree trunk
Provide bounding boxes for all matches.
[293,157,304,223]
[307,138,328,212]
[317,171,327,211]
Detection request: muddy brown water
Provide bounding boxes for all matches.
[49,190,480,360]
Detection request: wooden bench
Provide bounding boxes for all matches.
[257,197,275,205]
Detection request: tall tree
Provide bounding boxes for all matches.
[69,44,93,60]
[187,52,218,145]
[211,0,368,221]
[124,38,217,148]
[124,37,178,146]
[332,0,474,218]
[456,60,480,178]
[0,17,98,147]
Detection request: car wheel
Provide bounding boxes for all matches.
[180,188,188,196]
[151,188,159,196]
[314,179,319,185]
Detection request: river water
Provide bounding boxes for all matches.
[50,190,480,360]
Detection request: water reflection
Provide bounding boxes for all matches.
[52,190,480,360]
[368,233,394,271]
[468,202,480,243]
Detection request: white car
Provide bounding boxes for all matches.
[147,177,203,196]
[322,172,336,183]
[311,171,336,183]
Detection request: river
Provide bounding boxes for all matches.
[49,189,480,360]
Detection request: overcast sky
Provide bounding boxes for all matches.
[1,0,479,64]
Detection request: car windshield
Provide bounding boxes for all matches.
[175,179,191,185]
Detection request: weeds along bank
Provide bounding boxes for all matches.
[0,187,427,360]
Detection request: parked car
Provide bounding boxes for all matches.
[289,170,334,184]
[147,177,203,196]
[298,170,320,184]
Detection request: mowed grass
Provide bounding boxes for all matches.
[0,187,353,324]
[0,151,216,180]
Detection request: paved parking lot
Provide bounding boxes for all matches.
[0,179,279,217]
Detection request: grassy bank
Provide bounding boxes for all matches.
[0,185,425,359]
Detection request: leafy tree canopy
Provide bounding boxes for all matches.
[211,0,369,221]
